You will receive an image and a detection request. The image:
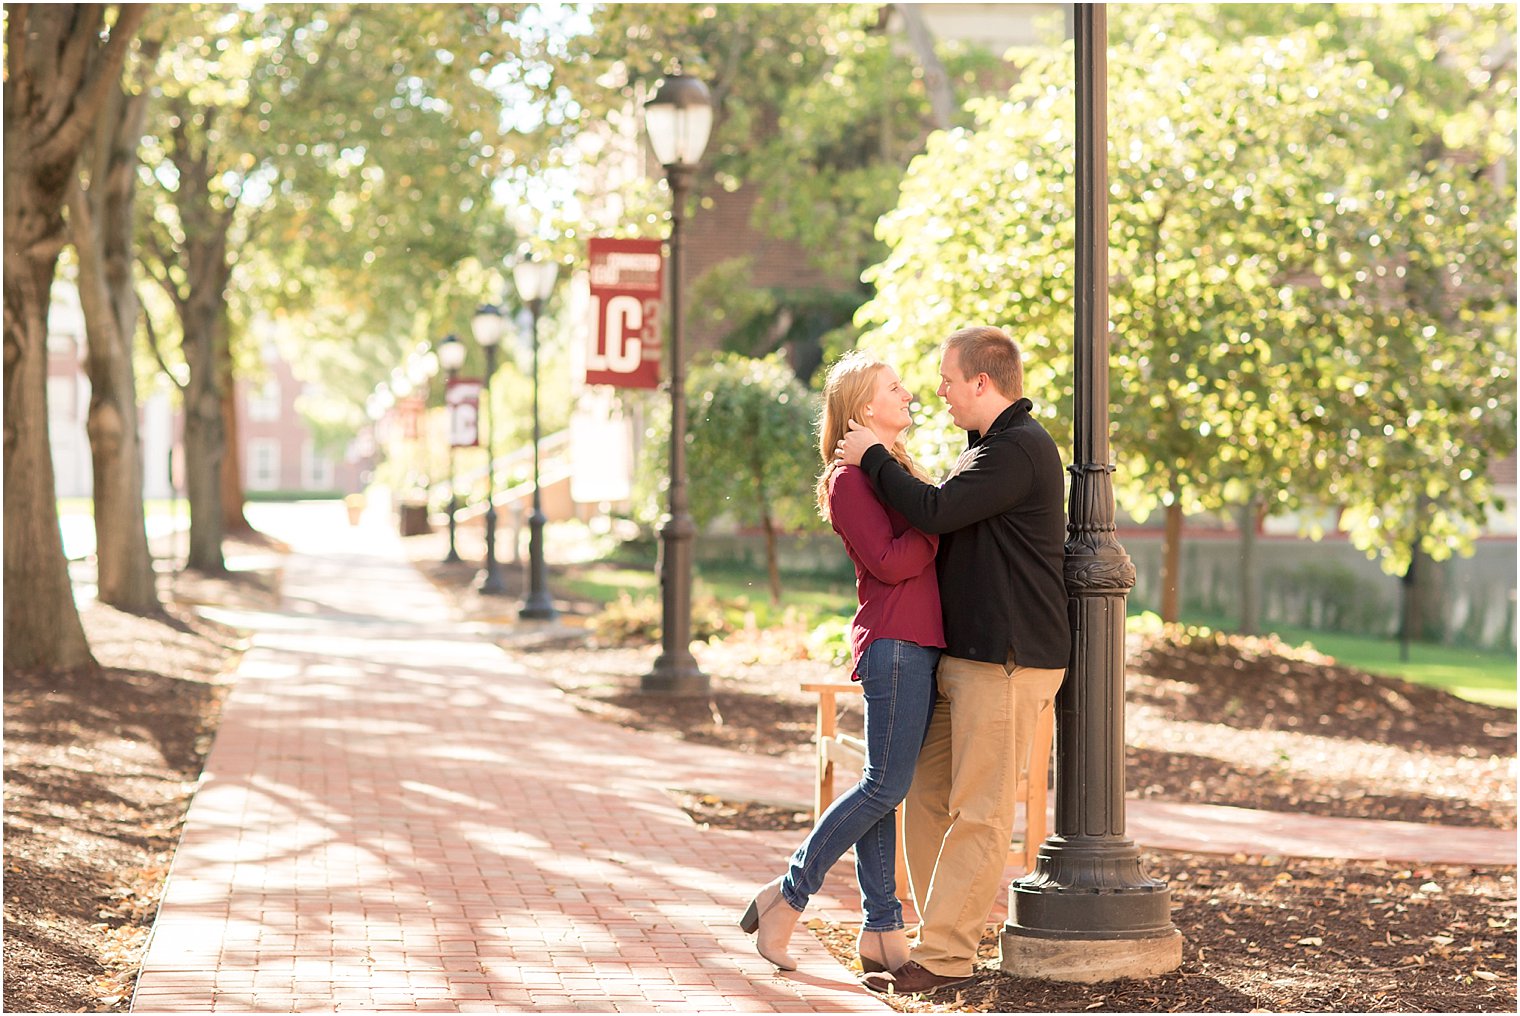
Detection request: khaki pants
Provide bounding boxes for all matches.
[903,654,1065,977]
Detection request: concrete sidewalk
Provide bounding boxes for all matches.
[132,503,1515,1013]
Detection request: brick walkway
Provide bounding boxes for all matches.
[132,503,1516,1012]
[133,505,885,1013]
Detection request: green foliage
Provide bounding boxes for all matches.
[590,589,735,645]
[136,3,524,456]
[691,353,821,534]
[806,614,852,668]
[634,352,821,536]
[856,9,1516,574]
[690,261,862,381]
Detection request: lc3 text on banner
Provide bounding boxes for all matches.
[586,236,663,389]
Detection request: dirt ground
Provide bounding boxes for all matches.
[2,537,280,1013]
[408,531,1518,1013]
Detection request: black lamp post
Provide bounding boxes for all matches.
[436,333,466,564]
[640,72,713,695]
[470,304,509,596]
[512,254,560,621]
[1001,4,1181,981]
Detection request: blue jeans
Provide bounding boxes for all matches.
[780,638,939,931]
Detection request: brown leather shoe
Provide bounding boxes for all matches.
[861,960,972,995]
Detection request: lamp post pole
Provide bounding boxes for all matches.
[514,259,558,621]
[639,73,712,695]
[1001,4,1181,981]
[472,307,508,596]
[436,333,466,564]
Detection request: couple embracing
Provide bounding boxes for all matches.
[739,325,1072,994]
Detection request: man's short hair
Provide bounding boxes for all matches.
[945,326,1023,400]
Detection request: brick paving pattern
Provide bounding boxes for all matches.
[132,502,1516,1012]
[135,508,884,1012]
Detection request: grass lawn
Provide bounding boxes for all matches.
[57,497,190,519]
[559,558,851,631]
[1154,610,1516,709]
[561,547,1516,710]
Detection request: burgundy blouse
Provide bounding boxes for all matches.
[827,465,946,677]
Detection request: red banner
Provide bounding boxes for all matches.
[446,378,482,448]
[585,237,663,389]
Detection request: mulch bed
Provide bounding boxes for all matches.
[1130,628,1515,756]
[3,545,275,1014]
[810,855,1516,1013]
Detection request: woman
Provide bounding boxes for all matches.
[739,351,944,974]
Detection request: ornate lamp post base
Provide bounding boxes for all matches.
[479,503,508,596]
[520,512,557,620]
[1001,925,1182,984]
[444,494,462,564]
[641,655,707,695]
[640,517,707,694]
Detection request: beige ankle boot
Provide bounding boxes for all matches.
[857,927,911,973]
[739,876,802,970]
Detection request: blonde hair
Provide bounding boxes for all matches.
[814,351,930,521]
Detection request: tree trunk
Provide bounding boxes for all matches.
[3,255,96,671]
[1160,498,1183,624]
[219,336,253,535]
[72,66,160,614]
[182,297,227,573]
[1237,495,1261,636]
[154,99,237,573]
[893,4,954,130]
[1398,499,1443,660]
[3,4,146,671]
[1398,551,1418,663]
[762,514,782,607]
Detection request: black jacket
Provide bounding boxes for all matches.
[860,398,1071,668]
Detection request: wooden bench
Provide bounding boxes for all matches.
[802,681,1054,885]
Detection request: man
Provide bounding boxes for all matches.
[836,325,1070,994]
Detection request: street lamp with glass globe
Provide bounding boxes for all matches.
[435,333,467,565]
[469,304,509,596]
[641,72,712,695]
[512,254,560,621]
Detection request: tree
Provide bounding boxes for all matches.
[137,3,517,570]
[690,353,821,603]
[637,353,820,604]
[4,3,147,671]
[854,15,1514,626]
[1160,4,1518,639]
[68,32,163,614]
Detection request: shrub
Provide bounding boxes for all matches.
[590,591,735,646]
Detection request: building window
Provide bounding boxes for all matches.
[248,439,280,491]
[302,442,335,490]
[248,379,281,422]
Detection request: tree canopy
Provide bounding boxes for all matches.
[854,5,1515,593]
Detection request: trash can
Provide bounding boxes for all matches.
[399,500,431,536]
